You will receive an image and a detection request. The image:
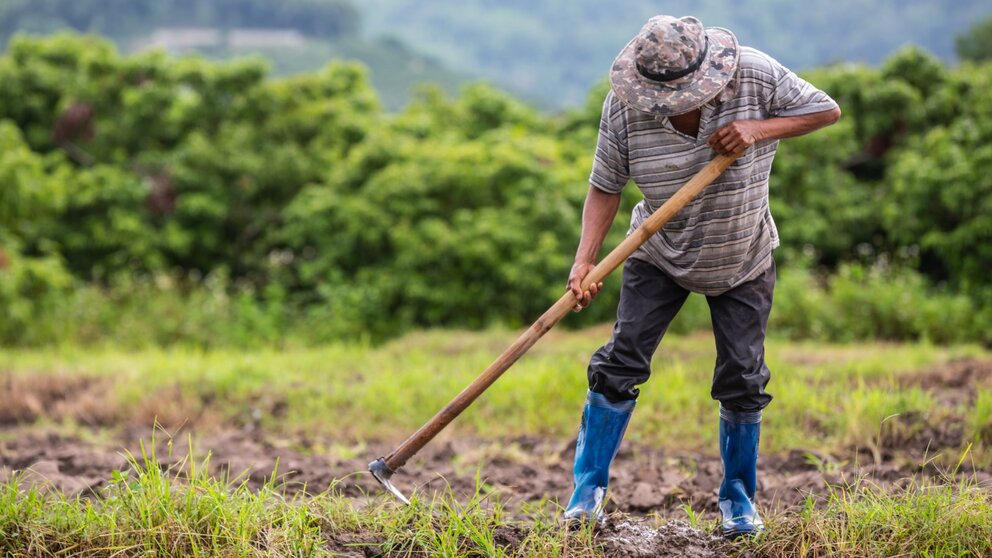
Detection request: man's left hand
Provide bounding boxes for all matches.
[708,120,764,155]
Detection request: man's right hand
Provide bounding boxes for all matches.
[568,261,603,312]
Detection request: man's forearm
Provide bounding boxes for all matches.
[575,185,623,263]
[708,106,841,154]
[757,107,841,141]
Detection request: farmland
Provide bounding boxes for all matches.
[2,327,991,556]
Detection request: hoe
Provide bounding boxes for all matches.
[369,151,741,504]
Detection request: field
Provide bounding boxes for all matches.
[2,326,992,557]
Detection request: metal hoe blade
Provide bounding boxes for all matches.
[368,458,411,505]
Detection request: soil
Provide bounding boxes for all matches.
[3,358,992,557]
[597,520,725,558]
[321,519,728,558]
[902,358,992,406]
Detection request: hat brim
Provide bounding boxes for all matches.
[609,27,739,116]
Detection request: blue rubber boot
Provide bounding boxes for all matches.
[718,406,764,538]
[563,391,635,524]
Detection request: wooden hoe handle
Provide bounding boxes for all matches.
[377,151,740,474]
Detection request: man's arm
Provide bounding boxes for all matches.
[568,185,622,311]
[707,107,842,155]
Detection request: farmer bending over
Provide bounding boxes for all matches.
[564,15,841,538]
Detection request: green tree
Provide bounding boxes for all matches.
[956,17,992,62]
[2,34,992,346]
[884,77,992,289]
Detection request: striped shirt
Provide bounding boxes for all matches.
[591,46,839,295]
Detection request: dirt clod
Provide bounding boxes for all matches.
[0,374,117,426]
[598,519,724,558]
[325,530,382,557]
[492,523,528,549]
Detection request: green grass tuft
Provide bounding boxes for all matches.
[742,473,992,557]
[0,440,604,557]
[0,437,327,557]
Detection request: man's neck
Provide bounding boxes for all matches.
[668,108,702,138]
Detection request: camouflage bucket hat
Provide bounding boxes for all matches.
[610,15,739,116]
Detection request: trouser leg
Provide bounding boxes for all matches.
[565,257,688,523]
[706,260,775,538]
[587,257,690,402]
[706,260,776,412]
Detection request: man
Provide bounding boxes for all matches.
[563,15,840,538]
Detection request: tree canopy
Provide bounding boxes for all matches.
[956,16,992,63]
[1,35,990,345]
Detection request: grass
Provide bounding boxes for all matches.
[0,439,602,557]
[0,440,326,557]
[1,442,990,557]
[744,471,992,557]
[0,327,987,461]
[1,327,992,556]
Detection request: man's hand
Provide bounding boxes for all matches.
[707,108,842,155]
[708,120,764,155]
[568,261,603,312]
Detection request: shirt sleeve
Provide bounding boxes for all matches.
[588,91,630,194]
[763,54,839,117]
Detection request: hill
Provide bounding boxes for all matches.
[0,0,465,110]
[361,0,992,108]
[5,0,992,110]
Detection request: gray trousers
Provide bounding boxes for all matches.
[588,257,775,412]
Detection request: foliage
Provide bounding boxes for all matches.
[0,0,462,112]
[0,35,991,346]
[956,16,992,62]
[5,1,990,110]
[771,264,990,345]
[275,85,602,332]
[884,76,992,289]
[2,261,984,349]
[747,47,992,298]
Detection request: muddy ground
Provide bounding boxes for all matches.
[2,358,992,557]
[3,427,987,514]
[4,429,987,558]
[0,430,819,558]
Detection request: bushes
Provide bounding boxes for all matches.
[772,263,988,345]
[1,271,293,348]
[3,260,983,349]
[0,238,73,345]
[1,35,991,347]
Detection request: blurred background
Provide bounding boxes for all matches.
[3,0,991,109]
[2,0,992,348]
